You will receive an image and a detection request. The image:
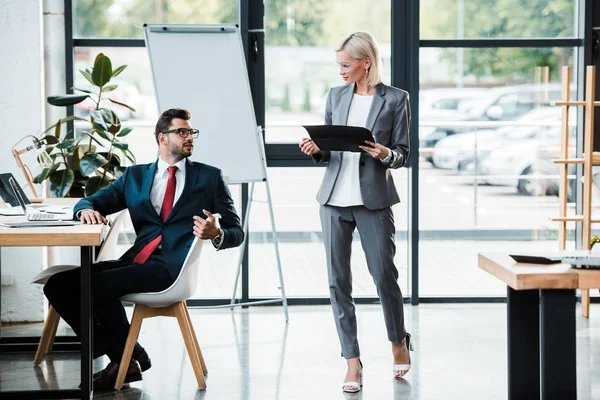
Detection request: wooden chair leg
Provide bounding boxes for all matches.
[581,289,591,318]
[174,302,206,389]
[183,303,207,375]
[115,305,146,390]
[34,306,61,365]
[45,306,60,353]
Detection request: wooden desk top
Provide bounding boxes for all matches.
[0,198,105,247]
[478,253,600,290]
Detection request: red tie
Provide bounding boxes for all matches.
[133,165,178,264]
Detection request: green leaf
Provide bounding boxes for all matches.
[79,69,95,85]
[32,164,59,184]
[42,135,59,145]
[49,169,75,197]
[113,142,129,151]
[111,65,127,78]
[56,139,75,150]
[73,87,95,94]
[102,85,118,92]
[108,98,136,112]
[93,128,110,141]
[89,110,108,131]
[92,53,113,87]
[80,153,109,176]
[117,127,133,137]
[99,108,120,134]
[54,121,61,139]
[123,148,136,164]
[109,153,121,166]
[82,131,106,148]
[85,176,110,197]
[47,94,89,107]
[42,116,86,135]
[77,144,97,154]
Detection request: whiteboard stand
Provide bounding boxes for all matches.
[144,24,288,320]
[230,126,289,322]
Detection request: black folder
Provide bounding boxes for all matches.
[302,125,375,152]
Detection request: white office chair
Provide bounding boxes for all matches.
[30,210,129,365]
[115,236,207,390]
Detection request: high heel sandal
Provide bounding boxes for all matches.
[342,360,363,393]
[393,332,414,378]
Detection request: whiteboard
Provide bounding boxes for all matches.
[144,24,266,184]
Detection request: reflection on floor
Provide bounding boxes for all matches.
[1,303,600,399]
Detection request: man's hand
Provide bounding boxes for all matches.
[359,140,390,160]
[193,210,221,240]
[299,137,321,156]
[79,210,108,225]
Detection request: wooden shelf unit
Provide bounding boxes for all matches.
[551,65,599,317]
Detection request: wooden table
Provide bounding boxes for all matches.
[0,203,105,400]
[478,253,600,400]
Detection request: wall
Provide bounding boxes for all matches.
[0,0,70,322]
[0,0,46,322]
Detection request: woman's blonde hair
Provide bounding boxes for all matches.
[335,31,383,87]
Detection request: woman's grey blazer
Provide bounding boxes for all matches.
[313,82,411,210]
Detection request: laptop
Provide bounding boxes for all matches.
[561,254,600,270]
[0,173,45,215]
[8,177,73,222]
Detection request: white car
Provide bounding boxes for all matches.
[432,107,566,170]
[481,127,575,197]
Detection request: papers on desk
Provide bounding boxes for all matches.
[0,221,79,228]
[0,205,73,219]
[510,250,600,269]
[0,207,25,216]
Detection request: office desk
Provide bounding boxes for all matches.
[478,253,600,400]
[0,208,105,400]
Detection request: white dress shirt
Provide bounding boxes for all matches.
[150,157,187,216]
[327,94,373,207]
[152,157,224,248]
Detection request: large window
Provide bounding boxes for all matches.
[418,45,578,296]
[264,0,391,144]
[74,0,237,38]
[68,0,587,302]
[261,0,409,299]
[420,0,576,39]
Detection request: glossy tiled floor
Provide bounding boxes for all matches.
[1,303,600,399]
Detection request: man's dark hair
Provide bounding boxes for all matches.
[154,108,191,144]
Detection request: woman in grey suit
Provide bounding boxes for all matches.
[299,31,412,393]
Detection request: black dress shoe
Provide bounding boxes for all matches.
[133,346,152,372]
[93,347,151,379]
[93,359,142,390]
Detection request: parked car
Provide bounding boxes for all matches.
[420,83,569,164]
[432,107,566,170]
[479,125,576,199]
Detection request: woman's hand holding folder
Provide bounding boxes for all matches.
[299,137,321,156]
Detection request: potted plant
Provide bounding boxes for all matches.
[33,53,136,197]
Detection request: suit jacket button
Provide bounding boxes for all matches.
[359,161,365,167]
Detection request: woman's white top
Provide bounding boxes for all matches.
[327,93,373,207]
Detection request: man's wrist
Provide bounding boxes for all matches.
[212,228,224,245]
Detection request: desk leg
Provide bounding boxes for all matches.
[0,247,2,340]
[507,287,540,400]
[80,246,93,399]
[540,289,576,400]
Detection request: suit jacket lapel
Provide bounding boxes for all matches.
[165,159,196,223]
[365,83,386,133]
[142,161,159,218]
[336,83,355,125]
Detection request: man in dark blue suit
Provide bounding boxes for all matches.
[44,108,244,389]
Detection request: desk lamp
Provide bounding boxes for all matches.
[11,135,52,200]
